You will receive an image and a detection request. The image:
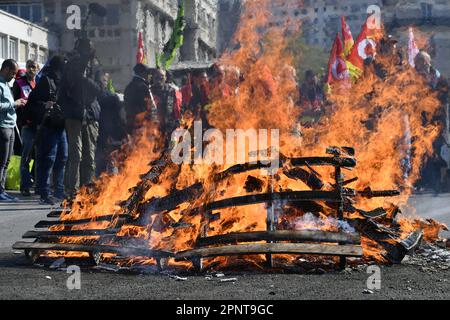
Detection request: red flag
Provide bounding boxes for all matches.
[136,31,146,64]
[346,14,383,79]
[326,33,349,90]
[341,16,354,57]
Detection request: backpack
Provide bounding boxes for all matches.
[44,76,65,128]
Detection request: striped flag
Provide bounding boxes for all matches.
[325,33,350,93]
[346,14,383,81]
[408,27,420,67]
[136,31,146,64]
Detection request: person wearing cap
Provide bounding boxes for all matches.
[124,63,153,134]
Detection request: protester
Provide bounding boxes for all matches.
[151,68,181,136]
[299,70,324,126]
[180,74,193,110]
[123,63,153,134]
[12,60,38,196]
[0,59,26,202]
[96,71,127,176]
[26,55,67,205]
[209,64,234,100]
[189,70,210,128]
[59,56,102,198]
[415,51,450,193]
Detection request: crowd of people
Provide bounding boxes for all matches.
[297,42,450,194]
[0,37,448,204]
[0,52,221,205]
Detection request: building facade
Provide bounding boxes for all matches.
[0,0,218,91]
[216,0,241,55]
[0,8,58,69]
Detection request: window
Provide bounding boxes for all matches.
[29,45,37,61]
[20,41,27,62]
[31,4,42,23]
[421,3,433,20]
[0,3,42,23]
[8,5,18,15]
[9,38,18,60]
[106,4,120,25]
[0,36,7,59]
[38,48,46,64]
[20,5,31,21]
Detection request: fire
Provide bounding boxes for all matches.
[41,0,448,270]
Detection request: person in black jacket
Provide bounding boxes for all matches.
[59,54,102,197]
[123,63,153,135]
[26,55,67,205]
[95,70,127,176]
[12,59,38,196]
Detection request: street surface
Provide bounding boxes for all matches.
[0,191,448,300]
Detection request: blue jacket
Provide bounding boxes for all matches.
[0,75,16,128]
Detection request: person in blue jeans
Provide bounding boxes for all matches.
[27,56,67,205]
[36,126,67,204]
[0,59,27,202]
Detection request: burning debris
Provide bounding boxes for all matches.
[11,0,450,274]
[13,145,442,273]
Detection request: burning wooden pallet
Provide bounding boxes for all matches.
[13,146,421,272]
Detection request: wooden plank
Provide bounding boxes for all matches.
[213,156,357,181]
[12,241,173,258]
[196,230,361,247]
[141,183,204,217]
[23,229,119,239]
[47,210,70,218]
[206,191,341,212]
[34,214,130,228]
[176,243,363,259]
[290,157,356,168]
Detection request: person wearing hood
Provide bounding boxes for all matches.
[26,55,67,205]
[59,54,102,198]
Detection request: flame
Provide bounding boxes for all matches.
[43,0,447,269]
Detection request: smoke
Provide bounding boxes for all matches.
[292,213,356,233]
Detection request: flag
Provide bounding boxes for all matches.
[346,14,383,80]
[408,27,420,67]
[156,1,186,70]
[136,31,146,64]
[107,78,116,93]
[325,33,350,93]
[341,16,354,57]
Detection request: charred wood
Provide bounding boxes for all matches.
[196,230,361,247]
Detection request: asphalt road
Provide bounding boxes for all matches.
[0,191,449,300]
